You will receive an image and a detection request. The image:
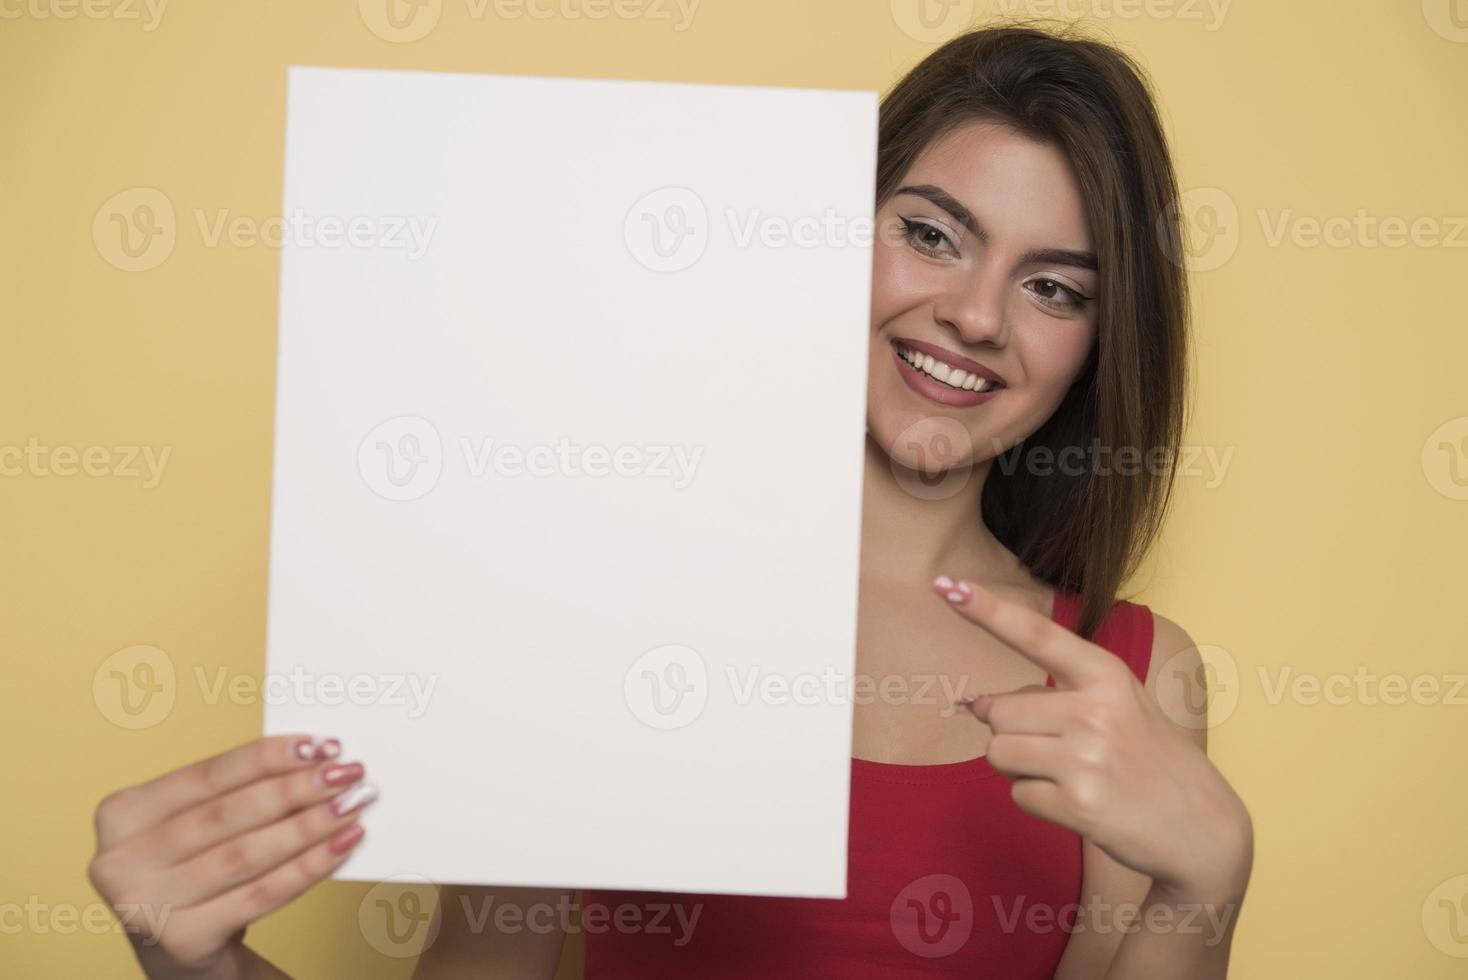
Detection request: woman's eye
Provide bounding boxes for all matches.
[899,217,956,257]
[1026,277,1090,313]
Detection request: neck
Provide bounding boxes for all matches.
[858,432,1021,589]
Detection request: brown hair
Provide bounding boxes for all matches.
[879,23,1189,639]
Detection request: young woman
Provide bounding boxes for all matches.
[88,24,1253,979]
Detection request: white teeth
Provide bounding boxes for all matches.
[898,345,997,393]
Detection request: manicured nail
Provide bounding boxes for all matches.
[319,762,365,787]
[933,576,977,604]
[330,782,379,818]
[295,736,340,760]
[934,578,979,605]
[328,823,365,855]
[952,695,977,708]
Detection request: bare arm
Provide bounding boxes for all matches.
[1053,614,1252,979]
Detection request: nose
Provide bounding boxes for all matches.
[932,261,1009,349]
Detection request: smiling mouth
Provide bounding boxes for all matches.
[893,341,1003,393]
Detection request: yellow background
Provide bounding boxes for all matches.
[4,0,1467,976]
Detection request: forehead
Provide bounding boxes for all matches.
[900,118,1093,252]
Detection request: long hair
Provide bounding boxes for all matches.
[878,23,1189,639]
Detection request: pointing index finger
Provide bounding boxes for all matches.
[932,576,1111,689]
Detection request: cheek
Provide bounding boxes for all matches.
[869,243,900,327]
[869,237,931,329]
[1018,324,1094,388]
[1005,322,1096,427]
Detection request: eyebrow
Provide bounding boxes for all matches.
[893,183,1099,272]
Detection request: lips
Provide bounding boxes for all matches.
[889,338,1005,408]
[894,338,1006,388]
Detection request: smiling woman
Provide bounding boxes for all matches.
[79,20,1249,980]
[564,23,1250,980]
[870,27,1189,642]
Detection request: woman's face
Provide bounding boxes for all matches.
[868,119,1100,475]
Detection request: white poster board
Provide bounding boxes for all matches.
[264,65,875,898]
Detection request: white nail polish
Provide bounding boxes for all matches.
[935,575,954,589]
[295,739,317,760]
[330,782,379,818]
[947,590,965,603]
[319,739,341,760]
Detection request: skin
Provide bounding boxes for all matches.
[855,119,1103,772]
[86,735,372,980]
[88,120,1252,979]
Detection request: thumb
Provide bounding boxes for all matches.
[970,683,1051,722]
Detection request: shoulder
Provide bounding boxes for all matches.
[1094,601,1196,687]
[1081,595,1158,684]
[1056,591,1200,715]
[1142,610,1208,750]
[1145,611,1197,683]
[1088,600,1207,748]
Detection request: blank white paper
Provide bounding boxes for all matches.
[263,65,876,898]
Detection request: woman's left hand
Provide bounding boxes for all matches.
[934,575,1253,903]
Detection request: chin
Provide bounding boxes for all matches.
[869,399,980,477]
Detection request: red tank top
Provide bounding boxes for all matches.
[582,589,1154,978]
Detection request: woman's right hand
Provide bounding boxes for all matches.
[87,734,378,979]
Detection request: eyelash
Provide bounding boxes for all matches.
[1028,278,1090,313]
[898,216,1093,313]
[900,216,957,258]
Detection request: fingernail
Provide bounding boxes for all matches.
[933,576,975,604]
[952,695,977,708]
[931,578,962,602]
[295,736,341,761]
[330,781,379,818]
[328,823,365,855]
[319,762,365,787]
